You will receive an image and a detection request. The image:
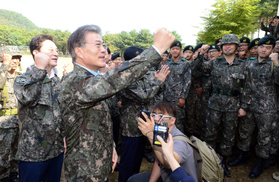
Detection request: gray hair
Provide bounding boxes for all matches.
[67,25,101,62]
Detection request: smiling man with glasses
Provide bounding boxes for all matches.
[59,24,175,182]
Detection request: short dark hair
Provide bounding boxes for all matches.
[29,34,54,60]
[152,102,177,118]
[67,25,101,62]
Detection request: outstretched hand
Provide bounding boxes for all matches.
[155,65,170,82]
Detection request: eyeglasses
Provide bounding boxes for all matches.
[150,113,172,120]
[208,50,217,54]
[84,42,107,50]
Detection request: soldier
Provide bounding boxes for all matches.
[111,52,122,66]
[227,36,279,179]
[182,45,194,61]
[58,25,175,181]
[118,46,169,182]
[192,43,204,60]
[185,45,203,137]
[163,40,191,134]
[14,34,64,182]
[0,47,21,182]
[238,37,250,59]
[202,34,249,177]
[199,44,221,138]
[248,38,260,58]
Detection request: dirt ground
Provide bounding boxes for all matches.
[108,152,279,182]
[19,55,279,182]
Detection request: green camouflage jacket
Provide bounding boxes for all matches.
[246,57,279,113]
[14,65,64,162]
[205,57,250,112]
[162,57,191,102]
[58,47,161,182]
[120,70,164,137]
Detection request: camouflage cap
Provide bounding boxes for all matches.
[220,34,240,47]
[248,38,260,50]
[0,46,22,62]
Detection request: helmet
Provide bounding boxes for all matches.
[219,34,240,48]
[0,46,22,62]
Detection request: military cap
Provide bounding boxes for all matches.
[215,38,222,45]
[275,37,279,42]
[123,46,144,61]
[170,40,182,49]
[111,52,120,60]
[183,45,194,53]
[248,38,260,50]
[0,46,22,62]
[240,37,251,44]
[257,35,275,47]
[207,44,220,53]
[220,34,240,47]
[194,43,204,53]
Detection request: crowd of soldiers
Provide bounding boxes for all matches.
[1,23,279,182]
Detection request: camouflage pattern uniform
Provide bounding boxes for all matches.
[118,69,164,182]
[163,57,191,133]
[203,56,249,157]
[185,57,203,136]
[14,65,64,162]
[237,57,279,159]
[58,47,162,182]
[0,63,19,179]
[200,58,212,139]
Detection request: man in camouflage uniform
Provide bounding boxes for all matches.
[163,40,191,134]
[14,34,64,182]
[0,47,21,182]
[238,37,250,59]
[202,34,250,177]
[248,38,260,58]
[228,36,279,179]
[184,45,203,137]
[199,44,221,139]
[118,46,169,182]
[58,25,175,182]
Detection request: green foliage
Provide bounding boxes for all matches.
[0,9,40,31]
[259,0,278,18]
[197,0,261,44]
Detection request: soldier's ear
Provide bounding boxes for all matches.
[75,47,83,59]
[33,50,39,56]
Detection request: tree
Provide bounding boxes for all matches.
[196,0,261,44]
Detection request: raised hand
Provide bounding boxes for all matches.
[155,65,170,82]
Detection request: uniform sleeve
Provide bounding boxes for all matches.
[260,22,270,32]
[0,63,11,89]
[170,167,196,182]
[274,64,279,85]
[14,66,47,106]
[180,63,191,99]
[240,64,251,110]
[60,47,162,109]
[124,73,164,104]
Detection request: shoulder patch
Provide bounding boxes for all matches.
[16,78,27,84]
